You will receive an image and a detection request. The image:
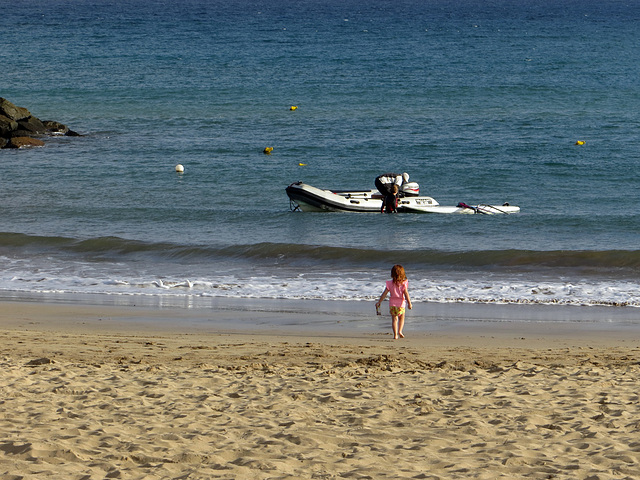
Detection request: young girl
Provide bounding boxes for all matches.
[375,265,413,339]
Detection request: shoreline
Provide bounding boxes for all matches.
[1,294,640,346]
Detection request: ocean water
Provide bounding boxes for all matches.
[1,0,639,314]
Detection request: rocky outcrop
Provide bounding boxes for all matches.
[0,97,80,149]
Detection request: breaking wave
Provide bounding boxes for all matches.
[1,232,639,275]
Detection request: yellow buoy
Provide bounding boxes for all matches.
[290,106,298,111]
[298,163,307,166]
[575,140,585,145]
[175,164,184,173]
[263,147,274,154]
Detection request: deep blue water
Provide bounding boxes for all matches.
[1,0,639,309]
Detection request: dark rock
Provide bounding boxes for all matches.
[0,97,31,121]
[42,120,69,135]
[7,136,46,148]
[17,116,46,135]
[0,98,80,148]
[0,115,18,137]
[0,138,7,149]
[8,129,37,138]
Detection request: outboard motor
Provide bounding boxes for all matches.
[401,182,420,197]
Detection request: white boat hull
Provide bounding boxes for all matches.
[286,182,520,214]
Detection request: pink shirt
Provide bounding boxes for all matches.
[386,280,408,308]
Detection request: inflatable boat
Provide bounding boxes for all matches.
[286,182,520,214]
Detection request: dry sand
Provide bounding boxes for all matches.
[1,301,640,479]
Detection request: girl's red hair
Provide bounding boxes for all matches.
[391,264,406,284]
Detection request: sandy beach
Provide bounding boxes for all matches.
[1,300,640,479]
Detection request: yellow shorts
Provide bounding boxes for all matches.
[389,306,405,316]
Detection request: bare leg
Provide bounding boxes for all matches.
[398,313,405,338]
[391,315,399,339]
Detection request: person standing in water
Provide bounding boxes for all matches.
[381,184,399,213]
[375,264,413,339]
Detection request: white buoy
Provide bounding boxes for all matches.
[175,164,184,173]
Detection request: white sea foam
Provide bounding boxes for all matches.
[1,268,638,308]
